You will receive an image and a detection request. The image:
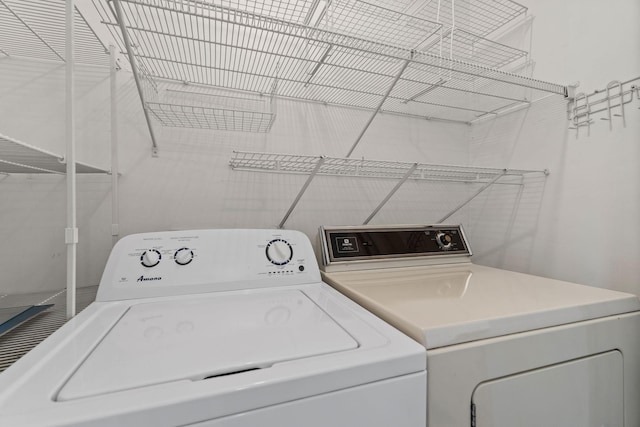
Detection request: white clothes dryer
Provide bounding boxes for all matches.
[0,229,426,427]
[319,224,640,427]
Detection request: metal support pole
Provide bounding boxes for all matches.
[437,170,508,223]
[110,45,120,246]
[363,163,419,225]
[278,156,326,229]
[112,0,159,157]
[345,56,412,158]
[65,0,77,320]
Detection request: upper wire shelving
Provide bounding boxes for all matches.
[96,0,565,128]
[0,0,108,65]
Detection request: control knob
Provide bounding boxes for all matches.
[435,232,453,250]
[141,249,161,267]
[266,239,293,266]
[174,248,194,265]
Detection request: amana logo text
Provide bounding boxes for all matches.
[137,275,162,282]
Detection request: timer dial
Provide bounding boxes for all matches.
[266,239,293,266]
[174,248,194,265]
[141,249,161,267]
[435,232,453,250]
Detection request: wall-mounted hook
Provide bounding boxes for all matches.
[604,80,626,130]
[571,92,590,137]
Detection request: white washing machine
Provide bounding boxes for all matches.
[0,229,426,427]
[319,224,640,427]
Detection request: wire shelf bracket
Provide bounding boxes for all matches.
[437,169,507,223]
[278,155,326,229]
[112,0,159,157]
[363,162,419,225]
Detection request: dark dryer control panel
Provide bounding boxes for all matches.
[320,225,471,264]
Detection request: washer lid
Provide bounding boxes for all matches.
[58,289,357,401]
[322,264,640,349]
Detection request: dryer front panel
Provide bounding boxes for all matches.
[471,350,623,427]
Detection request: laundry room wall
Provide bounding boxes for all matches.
[112,76,473,267]
[5,0,635,297]
[0,59,113,295]
[466,0,640,295]
[0,55,473,294]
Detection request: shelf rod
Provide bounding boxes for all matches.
[278,156,326,229]
[65,0,77,320]
[363,163,419,225]
[437,170,508,223]
[110,45,120,245]
[0,0,65,62]
[346,55,412,158]
[111,0,159,157]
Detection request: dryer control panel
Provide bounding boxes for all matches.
[320,224,471,270]
[97,229,321,302]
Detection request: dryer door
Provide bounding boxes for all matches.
[471,350,623,427]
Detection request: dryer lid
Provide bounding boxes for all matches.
[57,289,357,401]
[322,264,640,349]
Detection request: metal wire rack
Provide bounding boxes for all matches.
[0,0,108,65]
[229,150,545,182]
[230,150,547,227]
[427,28,527,68]
[0,133,109,174]
[147,85,276,132]
[316,0,443,50]
[0,286,97,373]
[394,0,528,38]
[97,0,564,126]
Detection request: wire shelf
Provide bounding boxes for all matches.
[319,0,442,50]
[0,0,108,65]
[0,286,97,373]
[385,0,528,37]
[426,28,527,68]
[97,0,564,124]
[146,85,276,132]
[0,133,109,174]
[229,150,546,182]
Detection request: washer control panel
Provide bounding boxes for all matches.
[320,224,471,265]
[97,229,320,302]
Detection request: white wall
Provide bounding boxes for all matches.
[0,60,112,295]
[2,0,637,296]
[0,58,475,294]
[468,0,640,295]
